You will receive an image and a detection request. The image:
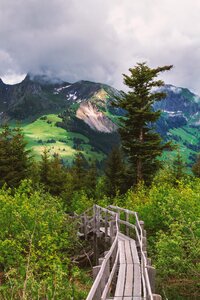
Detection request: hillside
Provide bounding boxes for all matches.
[0,75,199,166]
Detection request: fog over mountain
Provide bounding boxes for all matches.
[1,0,200,93]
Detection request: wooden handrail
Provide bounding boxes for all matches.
[108,205,154,300]
[86,206,119,300]
[77,205,158,300]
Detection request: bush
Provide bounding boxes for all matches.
[0,181,90,299]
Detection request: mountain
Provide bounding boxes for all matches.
[0,75,199,166]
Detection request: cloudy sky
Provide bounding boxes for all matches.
[1,0,200,93]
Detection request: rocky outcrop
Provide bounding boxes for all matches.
[76,102,117,133]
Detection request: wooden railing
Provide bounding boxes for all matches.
[108,205,155,300]
[76,205,161,300]
[86,208,119,300]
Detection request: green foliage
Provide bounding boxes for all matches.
[0,181,91,299]
[70,190,93,214]
[0,126,32,188]
[114,62,173,184]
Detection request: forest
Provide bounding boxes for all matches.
[0,63,199,300]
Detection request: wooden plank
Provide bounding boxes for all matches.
[119,240,126,264]
[133,263,142,297]
[124,263,134,297]
[114,264,126,297]
[130,240,140,264]
[124,240,133,264]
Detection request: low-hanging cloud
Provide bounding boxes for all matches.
[1,0,200,93]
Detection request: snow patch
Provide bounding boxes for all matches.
[66,92,78,100]
[53,85,71,94]
[168,86,181,94]
[163,109,183,116]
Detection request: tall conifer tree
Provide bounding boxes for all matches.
[115,62,173,184]
[192,154,200,177]
[0,126,31,187]
[105,147,126,196]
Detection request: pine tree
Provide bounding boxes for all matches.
[40,148,51,187]
[85,161,97,197]
[105,147,126,196]
[39,149,67,195]
[114,62,173,184]
[0,125,31,187]
[71,152,88,191]
[172,151,186,181]
[192,154,200,177]
[47,153,67,195]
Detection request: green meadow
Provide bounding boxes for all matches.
[7,114,105,164]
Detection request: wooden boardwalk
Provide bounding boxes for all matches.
[77,205,162,300]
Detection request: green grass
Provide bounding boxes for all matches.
[4,114,105,164]
[169,126,199,144]
[162,125,199,166]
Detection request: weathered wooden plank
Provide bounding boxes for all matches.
[124,240,133,264]
[119,240,126,264]
[133,263,142,297]
[114,263,126,297]
[124,263,134,297]
[130,240,140,264]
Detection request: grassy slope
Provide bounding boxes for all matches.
[10,114,105,164]
[161,125,199,165]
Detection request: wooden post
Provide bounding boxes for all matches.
[96,206,100,237]
[147,257,151,266]
[117,209,120,231]
[93,205,99,265]
[147,265,156,293]
[142,236,147,252]
[105,210,108,239]
[126,210,129,236]
[109,220,115,245]
[83,212,88,239]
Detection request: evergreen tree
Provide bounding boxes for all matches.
[192,154,200,177]
[105,147,126,196]
[39,149,67,196]
[0,125,31,187]
[85,161,98,197]
[47,153,67,195]
[71,152,88,191]
[114,62,173,184]
[39,148,51,187]
[172,151,187,181]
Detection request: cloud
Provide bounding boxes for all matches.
[1,0,200,93]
